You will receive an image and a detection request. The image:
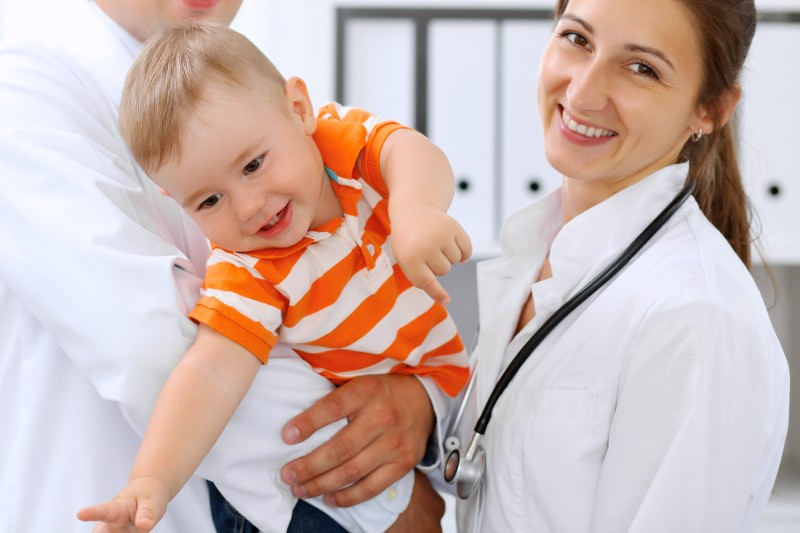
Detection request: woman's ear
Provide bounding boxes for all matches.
[696,84,742,134]
[284,76,317,135]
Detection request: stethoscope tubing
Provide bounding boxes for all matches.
[472,181,696,436]
[444,181,695,498]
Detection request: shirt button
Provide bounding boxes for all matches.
[386,486,398,502]
[366,243,376,255]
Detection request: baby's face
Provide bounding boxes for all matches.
[151,81,330,252]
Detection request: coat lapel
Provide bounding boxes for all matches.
[474,253,539,411]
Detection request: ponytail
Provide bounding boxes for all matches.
[675,0,757,268]
[682,119,751,268]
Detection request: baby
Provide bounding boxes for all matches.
[78,22,470,531]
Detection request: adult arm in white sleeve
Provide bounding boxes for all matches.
[0,42,206,434]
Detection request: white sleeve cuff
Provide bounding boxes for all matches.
[304,467,415,532]
[414,374,451,473]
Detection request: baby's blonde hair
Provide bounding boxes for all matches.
[120,22,287,175]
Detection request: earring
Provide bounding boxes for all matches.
[691,129,703,142]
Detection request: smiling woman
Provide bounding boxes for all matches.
[434,0,791,531]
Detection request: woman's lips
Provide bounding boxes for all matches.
[180,0,221,10]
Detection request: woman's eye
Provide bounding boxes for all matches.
[199,193,222,209]
[244,156,263,175]
[562,31,590,49]
[628,61,660,80]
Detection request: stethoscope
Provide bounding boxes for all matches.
[443,181,696,499]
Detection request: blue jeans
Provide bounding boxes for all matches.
[207,481,346,532]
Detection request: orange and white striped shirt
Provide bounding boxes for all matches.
[189,104,468,397]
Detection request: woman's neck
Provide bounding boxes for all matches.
[560,179,620,224]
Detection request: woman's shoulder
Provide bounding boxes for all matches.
[623,206,772,336]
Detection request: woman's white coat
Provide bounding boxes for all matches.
[455,164,789,533]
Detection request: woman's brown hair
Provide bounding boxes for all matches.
[553,0,757,267]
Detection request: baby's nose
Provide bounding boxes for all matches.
[236,195,265,222]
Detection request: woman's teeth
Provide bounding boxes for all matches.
[562,109,616,138]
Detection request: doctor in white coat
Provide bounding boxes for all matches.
[438,0,790,531]
[0,1,443,531]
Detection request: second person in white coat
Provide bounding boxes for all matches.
[432,0,790,530]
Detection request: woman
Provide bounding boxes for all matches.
[446,0,790,531]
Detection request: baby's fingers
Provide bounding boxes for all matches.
[455,226,473,262]
[77,500,130,525]
[133,503,160,531]
[414,269,450,305]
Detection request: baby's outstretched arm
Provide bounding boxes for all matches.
[78,324,260,530]
[380,129,473,304]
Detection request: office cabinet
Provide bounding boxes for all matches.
[740,22,800,264]
[428,19,497,250]
[337,9,554,256]
[500,19,559,221]
[341,18,416,127]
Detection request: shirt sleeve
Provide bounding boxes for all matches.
[590,291,789,533]
[190,249,286,363]
[313,102,411,196]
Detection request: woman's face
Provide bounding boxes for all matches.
[95,0,244,42]
[537,0,712,196]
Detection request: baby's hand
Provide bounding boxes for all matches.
[390,204,472,304]
[77,477,169,533]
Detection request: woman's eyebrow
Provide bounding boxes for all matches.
[561,13,594,34]
[625,43,676,71]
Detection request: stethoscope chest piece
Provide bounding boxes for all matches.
[444,433,486,499]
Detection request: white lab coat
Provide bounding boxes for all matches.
[451,163,790,532]
[0,3,413,532]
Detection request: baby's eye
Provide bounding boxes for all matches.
[628,61,660,80]
[244,156,263,176]
[199,193,222,209]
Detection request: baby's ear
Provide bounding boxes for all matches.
[285,76,317,135]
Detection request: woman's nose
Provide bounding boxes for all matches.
[566,61,610,113]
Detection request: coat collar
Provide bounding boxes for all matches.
[29,2,143,101]
[474,162,690,404]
